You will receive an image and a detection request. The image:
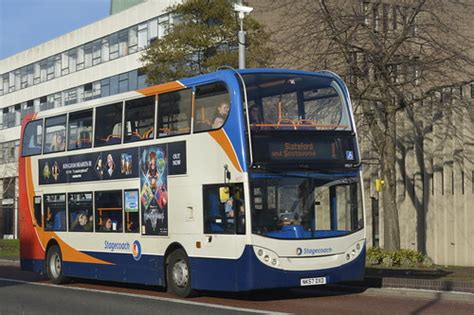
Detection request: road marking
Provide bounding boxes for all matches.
[0,277,289,314]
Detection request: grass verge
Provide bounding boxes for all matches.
[0,239,19,257]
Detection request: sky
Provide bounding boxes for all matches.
[0,0,110,60]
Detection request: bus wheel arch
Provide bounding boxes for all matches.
[45,240,69,284]
[164,243,195,297]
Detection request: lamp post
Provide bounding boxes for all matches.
[234,3,253,69]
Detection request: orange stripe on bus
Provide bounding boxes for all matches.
[25,158,112,265]
[48,233,113,265]
[137,81,184,96]
[209,130,242,173]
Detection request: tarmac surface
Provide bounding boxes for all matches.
[1,256,473,314]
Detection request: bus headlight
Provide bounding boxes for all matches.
[344,240,365,263]
[253,246,279,267]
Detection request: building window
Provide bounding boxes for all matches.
[84,42,93,68]
[118,29,129,57]
[118,73,128,93]
[128,25,138,53]
[138,22,148,50]
[109,32,119,60]
[92,39,102,65]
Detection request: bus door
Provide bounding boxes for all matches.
[202,183,246,249]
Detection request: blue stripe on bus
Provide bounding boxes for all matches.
[20,244,365,291]
[190,245,365,291]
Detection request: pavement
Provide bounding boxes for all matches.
[1,255,473,295]
[345,265,474,294]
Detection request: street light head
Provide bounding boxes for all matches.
[234,4,254,16]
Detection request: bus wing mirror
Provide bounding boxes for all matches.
[219,186,230,203]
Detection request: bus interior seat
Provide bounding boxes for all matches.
[53,211,66,231]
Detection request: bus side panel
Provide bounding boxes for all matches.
[190,245,365,292]
[19,155,46,273]
[63,252,165,286]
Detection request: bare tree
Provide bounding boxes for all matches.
[261,0,474,250]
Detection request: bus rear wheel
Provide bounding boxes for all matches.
[166,249,195,297]
[46,245,69,284]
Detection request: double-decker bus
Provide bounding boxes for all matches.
[19,68,365,297]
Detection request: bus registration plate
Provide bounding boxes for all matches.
[300,277,326,286]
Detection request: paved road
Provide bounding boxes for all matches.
[0,263,473,315]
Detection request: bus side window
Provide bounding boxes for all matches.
[44,194,66,232]
[193,83,230,133]
[68,110,93,150]
[34,196,42,227]
[124,96,155,143]
[22,119,43,156]
[95,190,123,233]
[95,102,122,147]
[44,115,66,154]
[68,192,93,232]
[157,89,191,137]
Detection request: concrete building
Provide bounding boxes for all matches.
[0,0,178,238]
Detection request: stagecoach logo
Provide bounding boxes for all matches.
[297,247,333,256]
[132,240,142,261]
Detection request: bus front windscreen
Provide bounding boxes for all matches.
[242,72,352,131]
[250,174,364,239]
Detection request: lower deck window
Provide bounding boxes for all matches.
[95,190,123,232]
[44,194,66,231]
[68,192,93,232]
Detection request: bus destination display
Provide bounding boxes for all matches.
[252,133,358,165]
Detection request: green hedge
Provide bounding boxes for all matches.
[366,247,433,268]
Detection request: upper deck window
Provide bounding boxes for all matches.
[194,83,230,132]
[242,73,352,131]
[44,115,66,154]
[95,102,123,147]
[22,119,43,156]
[157,89,191,137]
[124,96,155,142]
[68,110,93,150]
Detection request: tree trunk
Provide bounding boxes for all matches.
[382,109,400,251]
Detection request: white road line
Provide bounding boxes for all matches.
[0,277,289,314]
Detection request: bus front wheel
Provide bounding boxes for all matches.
[166,249,195,297]
[46,245,69,284]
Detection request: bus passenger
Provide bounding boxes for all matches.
[71,212,92,232]
[45,206,54,230]
[212,102,229,129]
[101,217,112,232]
[50,132,65,152]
